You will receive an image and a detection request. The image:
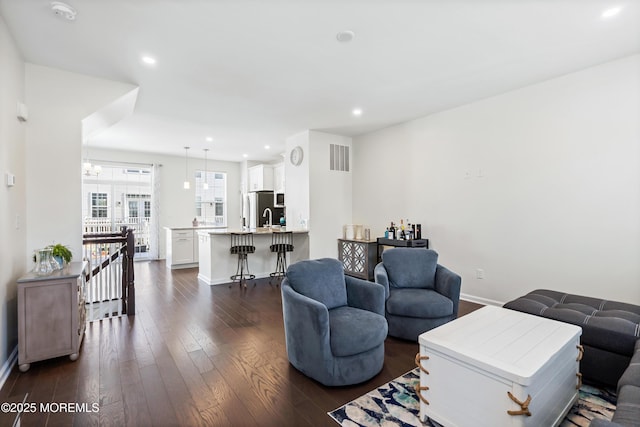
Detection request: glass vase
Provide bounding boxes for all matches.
[33,248,56,276]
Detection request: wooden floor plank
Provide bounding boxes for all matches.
[138,364,180,426]
[0,260,483,426]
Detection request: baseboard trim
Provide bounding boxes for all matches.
[0,346,18,391]
[460,293,504,307]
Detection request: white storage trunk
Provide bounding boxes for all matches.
[417,306,582,427]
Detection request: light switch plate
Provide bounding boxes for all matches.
[6,173,16,187]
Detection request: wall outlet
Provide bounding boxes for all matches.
[476,268,485,279]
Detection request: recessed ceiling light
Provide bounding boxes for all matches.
[141,56,157,65]
[51,2,77,21]
[336,30,355,43]
[264,145,270,150]
[602,7,621,18]
[352,108,363,116]
[205,136,213,142]
[242,153,248,158]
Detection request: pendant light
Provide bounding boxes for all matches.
[183,146,191,189]
[82,139,102,176]
[203,148,209,190]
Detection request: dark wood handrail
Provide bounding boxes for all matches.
[85,245,125,281]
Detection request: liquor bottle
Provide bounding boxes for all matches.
[389,222,396,240]
[384,228,389,239]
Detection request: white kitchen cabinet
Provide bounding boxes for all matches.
[166,228,197,268]
[248,164,274,191]
[165,227,219,269]
[273,163,285,194]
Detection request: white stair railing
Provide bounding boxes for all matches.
[82,228,135,321]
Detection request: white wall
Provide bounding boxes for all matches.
[24,65,136,261]
[285,130,310,232]
[308,131,352,259]
[353,54,640,305]
[284,130,353,259]
[90,148,242,259]
[0,14,26,376]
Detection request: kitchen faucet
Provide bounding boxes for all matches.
[262,208,273,227]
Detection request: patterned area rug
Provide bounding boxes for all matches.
[328,369,617,427]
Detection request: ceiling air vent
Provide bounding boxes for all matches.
[329,144,350,172]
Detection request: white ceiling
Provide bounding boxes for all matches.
[1,0,638,162]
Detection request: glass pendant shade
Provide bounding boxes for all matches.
[183,146,190,190]
[203,148,209,190]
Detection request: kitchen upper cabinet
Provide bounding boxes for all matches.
[248,164,274,191]
[273,163,285,194]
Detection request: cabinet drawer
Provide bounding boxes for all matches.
[172,236,194,243]
[172,230,193,239]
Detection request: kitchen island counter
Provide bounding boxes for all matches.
[197,229,309,285]
[199,227,308,235]
[165,226,225,269]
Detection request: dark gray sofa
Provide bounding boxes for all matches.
[590,339,640,427]
[503,289,640,387]
[504,290,640,427]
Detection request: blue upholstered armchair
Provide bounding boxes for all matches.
[375,248,461,341]
[281,258,388,386]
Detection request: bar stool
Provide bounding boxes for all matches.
[269,231,294,285]
[230,233,255,288]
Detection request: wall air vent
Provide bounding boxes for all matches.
[329,144,350,172]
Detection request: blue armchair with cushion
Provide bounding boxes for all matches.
[375,248,461,341]
[281,258,388,386]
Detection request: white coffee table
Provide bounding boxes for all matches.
[417,305,583,427]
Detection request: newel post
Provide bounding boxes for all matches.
[124,228,136,315]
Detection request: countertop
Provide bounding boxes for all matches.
[197,227,308,235]
[164,226,227,231]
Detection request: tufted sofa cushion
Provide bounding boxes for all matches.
[589,340,640,427]
[504,289,640,387]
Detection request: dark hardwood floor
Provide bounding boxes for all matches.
[0,261,482,427]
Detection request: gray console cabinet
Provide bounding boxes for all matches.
[17,262,87,372]
[338,238,378,281]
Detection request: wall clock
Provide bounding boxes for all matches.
[290,146,304,166]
